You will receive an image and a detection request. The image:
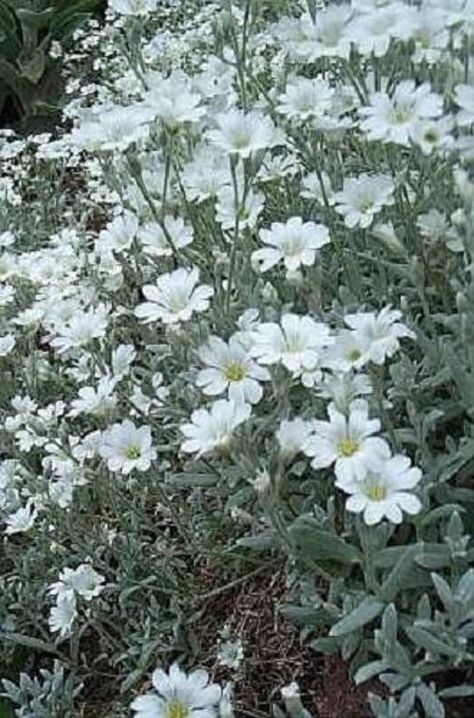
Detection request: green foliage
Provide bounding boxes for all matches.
[0,0,104,126]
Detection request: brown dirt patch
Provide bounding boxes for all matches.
[200,569,378,718]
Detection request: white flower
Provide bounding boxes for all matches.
[252,217,330,273]
[139,217,193,257]
[277,77,334,121]
[135,267,214,325]
[351,4,411,57]
[412,116,454,155]
[341,455,422,525]
[49,564,105,602]
[360,81,443,146]
[4,503,38,534]
[215,187,264,231]
[276,418,314,459]
[334,174,395,229]
[48,594,77,638]
[455,84,474,127]
[322,330,372,372]
[112,344,136,378]
[69,376,117,417]
[0,333,15,356]
[344,306,415,365]
[303,399,390,483]
[70,105,149,153]
[180,399,251,456]
[98,212,138,254]
[302,5,353,61]
[144,72,205,125]
[208,109,281,158]
[250,313,333,384]
[99,420,156,475]
[109,0,158,17]
[217,638,244,670]
[49,305,110,354]
[317,372,373,414]
[131,663,221,718]
[197,335,270,404]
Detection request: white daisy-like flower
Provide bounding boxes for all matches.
[340,454,422,525]
[4,503,38,534]
[49,564,105,602]
[208,109,282,158]
[48,594,77,638]
[317,372,372,415]
[250,313,333,384]
[138,217,193,257]
[112,344,136,379]
[196,335,270,405]
[277,77,334,121]
[109,0,158,16]
[322,330,372,372]
[360,81,443,146]
[334,174,395,229]
[455,84,474,127]
[412,116,454,156]
[251,216,330,273]
[344,306,416,366]
[302,399,390,483]
[135,267,214,325]
[68,376,117,418]
[180,399,251,456]
[99,420,157,475]
[350,3,411,58]
[144,72,205,126]
[215,186,265,231]
[0,333,15,356]
[131,662,221,718]
[49,305,110,354]
[276,418,315,459]
[98,212,138,254]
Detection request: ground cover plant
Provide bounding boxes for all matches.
[0,0,474,715]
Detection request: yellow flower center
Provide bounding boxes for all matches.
[360,199,374,213]
[338,438,360,457]
[424,129,438,143]
[366,483,387,501]
[125,446,141,460]
[393,105,412,124]
[166,700,190,718]
[225,362,246,382]
[347,348,362,361]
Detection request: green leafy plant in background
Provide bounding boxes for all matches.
[0,0,104,128]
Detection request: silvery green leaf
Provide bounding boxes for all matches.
[456,568,474,605]
[431,573,454,611]
[380,672,410,691]
[419,505,465,528]
[237,530,275,550]
[405,626,461,658]
[380,544,421,602]
[416,683,445,718]
[355,660,390,685]
[330,596,385,637]
[416,594,431,621]
[446,511,464,541]
[341,628,360,659]
[310,636,340,655]
[289,517,362,566]
[438,684,474,698]
[381,604,397,647]
[415,547,451,570]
